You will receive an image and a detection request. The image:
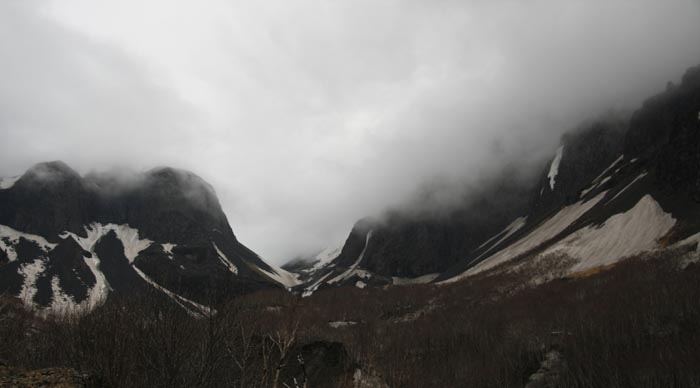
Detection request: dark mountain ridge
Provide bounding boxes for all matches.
[290,63,700,294]
[0,163,296,314]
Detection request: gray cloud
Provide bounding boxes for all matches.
[1,0,699,263]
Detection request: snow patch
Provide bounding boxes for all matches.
[256,263,300,288]
[580,176,611,198]
[475,217,528,258]
[674,232,700,252]
[302,272,333,297]
[607,172,647,203]
[546,195,675,273]
[18,259,45,305]
[308,244,344,273]
[61,223,152,264]
[328,231,373,284]
[61,223,214,316]
[82,249,110,308]
[355,280,367,289]
[48,276,77,314]
[590,155,624,185]
[0,224,57,261]
[443,191,608,283]
[547,146,564,190]
[161,243,176,259]
[212,242,238,274]
[60,223,152,309]
[0,176,20,190]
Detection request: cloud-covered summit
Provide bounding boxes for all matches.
[1,0,699,263]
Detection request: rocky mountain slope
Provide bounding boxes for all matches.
[290,64,700,295]
[0,164,298,315]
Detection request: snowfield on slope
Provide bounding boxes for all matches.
[0,224,57,261]
[442,191,608,284]
[546,195,675,273]
[307,244,344,273]
[18,260,45,304]
[61,223,153,264]
[59,223,156,309]
[254,258,300,288]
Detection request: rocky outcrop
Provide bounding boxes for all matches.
[624,65,700,201]
[530,117,627,218]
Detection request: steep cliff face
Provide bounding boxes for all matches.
[290,63,700,294]
[530,118,627,219]
[290,169,537,294]
[0,163,297,314]
[439,63,700,285]
[625,65,700,201]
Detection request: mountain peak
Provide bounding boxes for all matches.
[22,161,82,184]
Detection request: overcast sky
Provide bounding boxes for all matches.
[1,0,699,264]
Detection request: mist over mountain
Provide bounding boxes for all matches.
[1,0,700,263]
[0,163,298,315]
[3,3,700,386]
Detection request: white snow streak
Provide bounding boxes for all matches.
[48,276,76,314]
[60,223,152,309]
[132,265,213,317]
[591,155,624,185]
[674,232,700,252]
[161,243,176,259]
[328,231,373,284]
[475,217,528,258]
[212,242,238,274]
[62,223,153,264]
[18,259,45,305]
[580,176,611,198]
[0,224,57,262]
[81,249,110,308]
[607,172,648,203]
[302,271,333,297]
[547,146,564,190]
[256,263,300,288]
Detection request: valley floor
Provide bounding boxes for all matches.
[2,248,700,388]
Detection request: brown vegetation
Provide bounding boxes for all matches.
[2,249,700,387]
